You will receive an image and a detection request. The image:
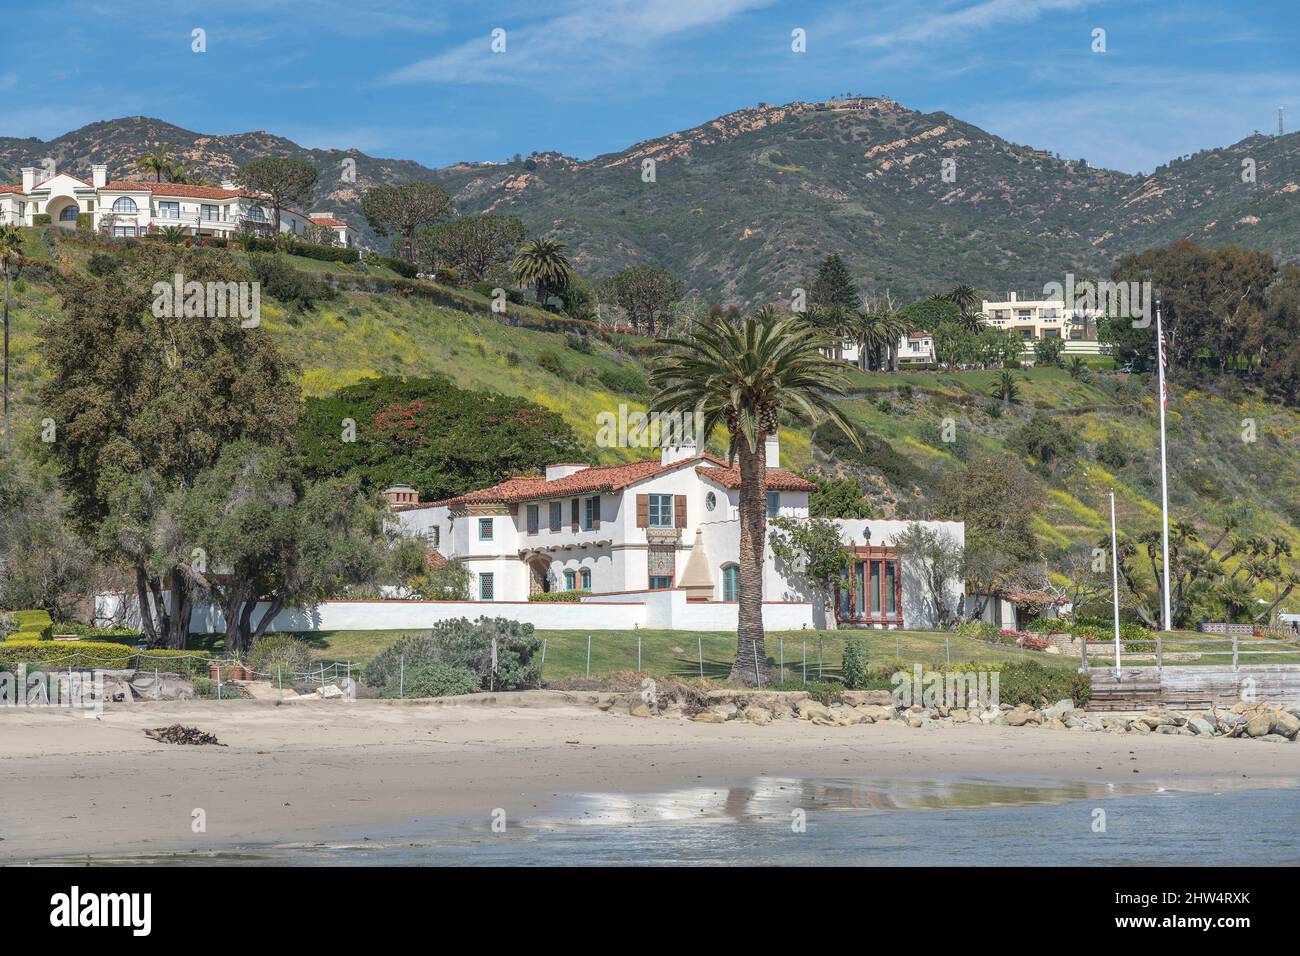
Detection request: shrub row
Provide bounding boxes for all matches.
[527,590,586,603]
[245,237,360,263]
[37,622,142,643]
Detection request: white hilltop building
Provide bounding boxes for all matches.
[980,291,1102,356]
[388,435,965,632]
[0,164,357,248]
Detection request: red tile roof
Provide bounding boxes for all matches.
[434,454,729,507]
[0,185,25,194]
[102,180,264,200]
[426,551,449,569]
[696,466,817,491]
[310,216,347,227]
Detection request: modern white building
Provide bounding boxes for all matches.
[980,292,1102,355]
[389,436,965,630]
[0,165,357,248]
[838,331,936,367]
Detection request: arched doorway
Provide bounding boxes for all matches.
[526,554,552,595]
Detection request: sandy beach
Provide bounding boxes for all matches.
[2,692,1299,862]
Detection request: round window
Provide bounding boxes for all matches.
[705,492,716,512]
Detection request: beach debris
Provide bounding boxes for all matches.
[144,724,227,746]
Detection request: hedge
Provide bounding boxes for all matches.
[528,590,586,603]
[32,214,51,225]
[38,622,143,643]
[244,236,360,263]
[0,639,206,673]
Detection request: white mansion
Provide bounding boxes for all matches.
[389,436,966,631]
[0,164,357,247]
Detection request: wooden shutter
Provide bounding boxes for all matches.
[571,498,580,531]
[674,494,687,529]
[591,496,601,530]
[636,494,649,528]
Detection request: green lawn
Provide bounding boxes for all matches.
[185,627,1079,682]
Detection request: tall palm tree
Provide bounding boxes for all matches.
[136,145,177,183]
[510,238,574,307]
[855,309,890,371]
[0,224,23,455]
[944,284,987,334]
[879,307,909,371]
[650,311,860,685]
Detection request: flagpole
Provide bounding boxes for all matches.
[1110,491,1122,673]
[1155,297,1173,632]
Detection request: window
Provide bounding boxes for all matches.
[157,201,179,219]
[580,568,591,591]
[766,491,780,517]
[649,575,673,590]
[721,564,739,601]
[564,570,576,591]
[479,573,495,600]
[112,197,137,213]
[549,501,562,532]
[426,526,440,548]
[648,493,674,528]
[200,204,220,221]
[705,492,717,512]
[583,496,597,530]
[112,226,135,237]
[526,504,539,535]
[478,518,493,541]
[58,205,79,221]
[247,206,266,222]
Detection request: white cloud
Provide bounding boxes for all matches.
[381,0,775,86]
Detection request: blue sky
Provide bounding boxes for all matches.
[3,0,1297,174]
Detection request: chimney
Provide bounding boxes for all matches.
[381,485,419,508]
[1009,291,1018,302]
[91,164,107,189]
[765,433,780,468]
[21,168,36,193]
[220,180,238,192]
[660,434,698,467]
[545,463,590,481]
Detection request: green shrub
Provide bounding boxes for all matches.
[32,214,51,226]
[249,253,335,309]
[537,350,566,377]
[244,237,360,263]
[564,333,593,354]
[987,660,1092,707]
[768,679,843,704]
[364,617,543,692]
[0,613,15,642]
[597,365,651,397]
[250,634,314,680]
[528,589,585,603]
[1096,431,1131,469]
[395,661,480,699]
[841,639,868,690]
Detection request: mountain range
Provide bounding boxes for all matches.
[4,97,1298,304]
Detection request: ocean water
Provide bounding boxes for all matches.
[41,776,1300,866]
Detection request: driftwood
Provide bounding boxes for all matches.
[143,724,227,746]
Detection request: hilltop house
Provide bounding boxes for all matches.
[0,164,357,247]
[981,292,1101,356]
[839,331,935,367]
[389,435,965,631]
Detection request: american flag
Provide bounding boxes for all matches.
[1157,325,1168,409]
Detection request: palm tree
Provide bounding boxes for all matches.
[136,145,177,183]
[944,284,986,334]
[510,238,573,307]
[990,370,1020,405]
[649,311,860,685]
[879,307,909,371]
[159,225,188,245]
[0,224,23,455]
[855,309,892,371]
[1066,356,1086,379]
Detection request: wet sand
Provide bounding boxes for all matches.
[2,692,1297,862]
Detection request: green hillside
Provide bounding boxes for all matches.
[5,228,1300,620]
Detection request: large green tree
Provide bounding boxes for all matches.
[297,375,584,502]
[419,214,525,281]
[511,238,574,306]
[651,311,858,685]
[604,265,683,335]
[236,158,319,234]
[39,246,301,647]
[361,181,453,264]
[808,253,860,310]
[178,441,387,654]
